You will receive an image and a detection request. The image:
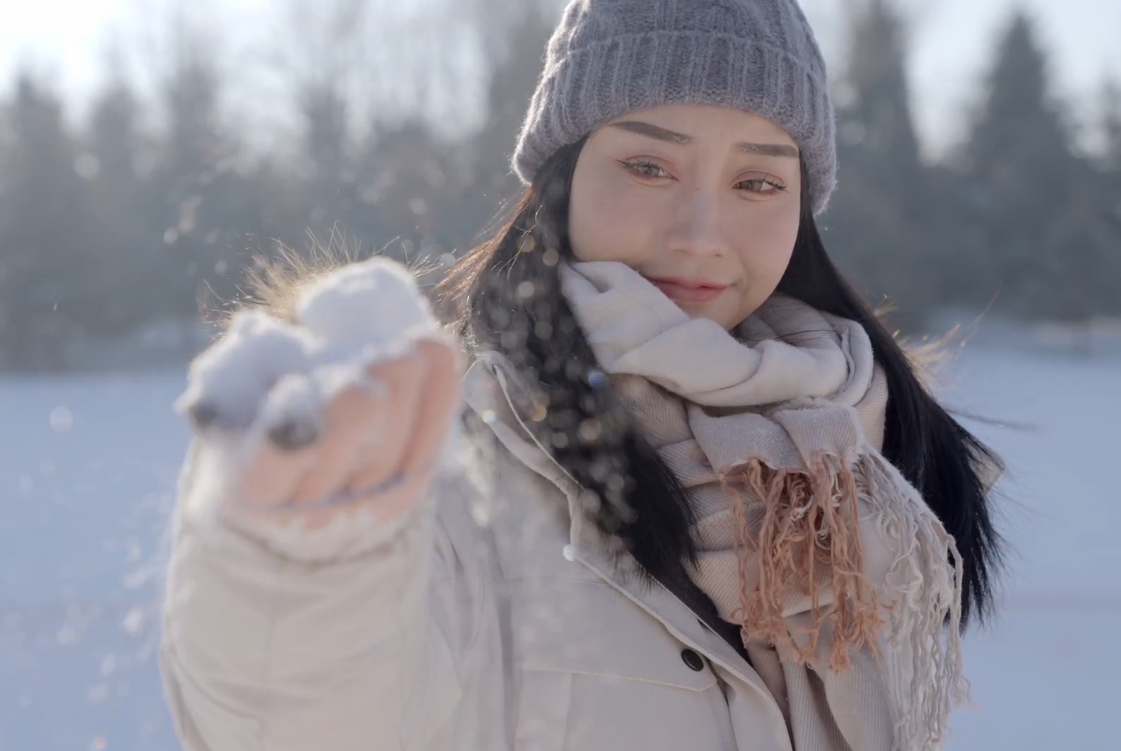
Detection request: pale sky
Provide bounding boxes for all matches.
[2,0,1120,157]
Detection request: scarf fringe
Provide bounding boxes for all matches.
[723,452,968,751]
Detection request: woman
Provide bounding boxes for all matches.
[160,1,1002,750]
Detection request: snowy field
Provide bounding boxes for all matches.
[1,344,1117,750]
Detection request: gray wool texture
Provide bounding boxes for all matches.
[512,0,837,215]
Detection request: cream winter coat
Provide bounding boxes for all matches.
[161,339,948,751]
[161,347,807,751]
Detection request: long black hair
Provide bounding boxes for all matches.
[441,138,1003,628]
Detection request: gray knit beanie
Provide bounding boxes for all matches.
[513,0,837,215]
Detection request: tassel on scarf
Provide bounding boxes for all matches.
[724,455,883,671]
[723,451,968,751]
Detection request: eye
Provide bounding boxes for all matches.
[621,160,671,180]
[735,175,788,195]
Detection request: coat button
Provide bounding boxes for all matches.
[681,648,704,672]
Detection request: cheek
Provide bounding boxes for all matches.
[732,206,800,300]
[754,216,799,277]
[569,169,657,264]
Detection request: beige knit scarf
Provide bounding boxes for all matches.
[561,260,966,751]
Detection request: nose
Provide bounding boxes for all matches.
[666,187,732,259]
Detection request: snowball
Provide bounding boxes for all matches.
[176,310,316,429]
[297,256,436,354]
[178,257,437,438]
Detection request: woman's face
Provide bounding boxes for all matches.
[569,104,802,330]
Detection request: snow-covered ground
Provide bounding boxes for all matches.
[1,345,1117,750]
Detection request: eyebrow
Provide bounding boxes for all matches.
[608,119,800,158]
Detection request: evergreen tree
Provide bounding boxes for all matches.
[466,1,555,210]
[1091,78,1121,316]
[965,13,1071,181]
[824,0,935,327]
[961,10,1100,321]
[356,119,464,263]
[151,21,254,319]
[300,83,359,235]
[0,74,96,369]
[278,0,370,244]
[83,69,161,334]
[1101,78,1121,173]
[841,0,923,183]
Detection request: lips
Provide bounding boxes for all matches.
[645,276,729,304]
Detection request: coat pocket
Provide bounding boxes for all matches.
[512,580,734,751]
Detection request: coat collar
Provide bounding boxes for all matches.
[462,351,786,718]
